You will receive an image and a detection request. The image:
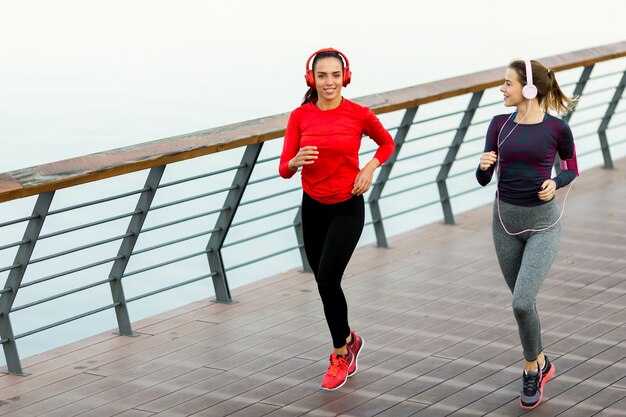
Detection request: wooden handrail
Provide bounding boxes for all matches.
[2,40,625,203]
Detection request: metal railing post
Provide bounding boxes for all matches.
[368,106,419,248]
[436,91,483,225]
[292,206,312,273]
[206,143,263,303]
[0,191,54,375]
[108,165,166,336]
[555,64,595,174]
[563,65,594,124]
[597,66,626,169]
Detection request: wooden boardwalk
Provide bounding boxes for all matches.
[0,158,624,416]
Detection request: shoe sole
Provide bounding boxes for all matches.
[520,363,556,409]
[322,379,348,391]
[348,337,364,378]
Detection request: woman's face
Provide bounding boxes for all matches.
[313,57,343,102]
[500,67,524,107]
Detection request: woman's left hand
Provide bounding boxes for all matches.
[537,179,557,201]
[352,166,375,195]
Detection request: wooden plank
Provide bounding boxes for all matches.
[41,366,223,417]
[0,373,102,416]
[0,157,622,416]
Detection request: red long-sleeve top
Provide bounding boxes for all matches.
[279,98,395,204]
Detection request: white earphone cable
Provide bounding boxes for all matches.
[495,100,575,235]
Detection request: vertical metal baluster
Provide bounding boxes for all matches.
[0,191,54,375]
[207,143,263,303]
[554,64,594,174]
[368,106,419,248]
[108,165,166,336]
[597,66,626,169]
[292,206,311,273]
[436,91,483,225]
[563,65,594,124]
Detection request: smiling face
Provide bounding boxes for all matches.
[500,67,525,107]
[313,57,343,105]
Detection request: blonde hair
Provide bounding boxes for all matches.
[509,59,578,115]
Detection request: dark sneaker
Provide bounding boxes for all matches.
[321,351,354,391]
[520,368,542,409]
[520,356,556,409]
[347,330,364,377]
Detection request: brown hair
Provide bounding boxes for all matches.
[509,59,578,115]
[302,51,345,105]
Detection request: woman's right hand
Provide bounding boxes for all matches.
[288,146,318,171]
[479,151,497,171]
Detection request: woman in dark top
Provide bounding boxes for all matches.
[477,59,578,409]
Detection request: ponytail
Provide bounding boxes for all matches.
[302,87,317,105]
[541,68,578,115]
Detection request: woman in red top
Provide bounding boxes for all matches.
[279,48,395,390]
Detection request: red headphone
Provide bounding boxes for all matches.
[304,47,352,88]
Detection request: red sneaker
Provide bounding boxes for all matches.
[347,331,364,377]
[321,352,354,390]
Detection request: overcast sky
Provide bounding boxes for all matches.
[1,0,624,172]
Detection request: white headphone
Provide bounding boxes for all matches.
[522,59,538,99]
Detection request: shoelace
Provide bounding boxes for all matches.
[328,355,349,376]
[523,371,540,393]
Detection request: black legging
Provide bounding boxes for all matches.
[301,192,365,349]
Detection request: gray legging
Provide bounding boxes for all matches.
[492,198,561,361]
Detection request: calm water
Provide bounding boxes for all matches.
[1,1,625,363]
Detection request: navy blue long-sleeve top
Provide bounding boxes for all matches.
[476,113,577,206]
